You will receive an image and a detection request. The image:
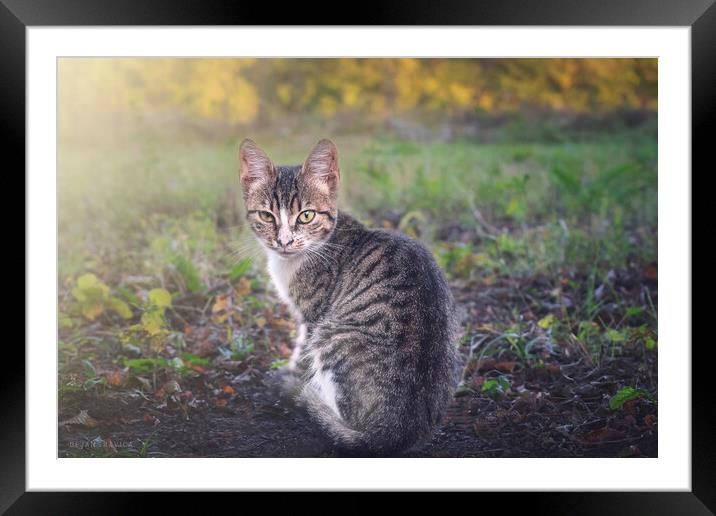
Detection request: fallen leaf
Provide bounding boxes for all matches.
[81,303,104,321]
[495,361,517,373]
[270,318,295,331]
[223,385,235,395]
[538,313,554,329]
[212,294,230,313]
[108,297,133,319]
[583,427,625,443]
[143,412,161,426]
[105,370,125,387]
[59,409,98,428]
[624,399,640,416]
[192,338,215,357]
[277,343,292,358]
[133,375,153,392]
[235,277,252,297]
[476,357,497,372]
[216,355,253,372]
[148,288,172,308]
[546,363,561,375]
[156,380,181,399]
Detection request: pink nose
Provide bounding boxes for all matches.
[277,237,294,249]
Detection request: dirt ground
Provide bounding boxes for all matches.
[58,275,658,459]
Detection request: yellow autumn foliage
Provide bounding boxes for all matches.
[58,58,657,141]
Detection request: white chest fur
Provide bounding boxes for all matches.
[266,251,341,419]
[266,252,304,317]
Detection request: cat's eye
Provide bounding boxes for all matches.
[258,211,275,223]
[297,210,316,224]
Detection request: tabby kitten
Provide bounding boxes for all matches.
[238,138,462,455]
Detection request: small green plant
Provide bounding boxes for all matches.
[118,287,175,353]
[229,258,252,279]
[609,386,655,410]
[71,273,132,321]
[270,359,289,369]
[138,439,153,458]
[80,358,106,390]
[140,288,173,335]
[172,255,204,293]
[221,328,254,361]
[482,375,511,400]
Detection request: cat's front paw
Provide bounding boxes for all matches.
[286,340,308,372]
[274,366,304,400]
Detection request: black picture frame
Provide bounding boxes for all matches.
[4,0,711,512]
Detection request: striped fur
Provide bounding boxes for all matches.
[239,139,462,455]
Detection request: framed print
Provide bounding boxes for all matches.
[4,0,713,511]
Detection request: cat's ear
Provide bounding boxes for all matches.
[302,139,340,196]
[239,139,275,193]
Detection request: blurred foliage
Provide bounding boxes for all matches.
[59,58,656,143]
[57,57,657,291]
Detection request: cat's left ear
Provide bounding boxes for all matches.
[302,139,340,196]
[239,138,275,196]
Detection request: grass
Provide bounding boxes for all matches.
[59,131,657,283]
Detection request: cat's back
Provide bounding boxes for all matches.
[331,213,457,342]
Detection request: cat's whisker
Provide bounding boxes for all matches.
[313,249,335,268]
[304,248,331,268]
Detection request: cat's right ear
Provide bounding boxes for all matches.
[302,139,340,197]
[239,139,275,194]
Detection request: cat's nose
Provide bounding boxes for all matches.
[277,237,294,249]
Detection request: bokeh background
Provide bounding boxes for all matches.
[59,58,657,281]
[58,59,658,457]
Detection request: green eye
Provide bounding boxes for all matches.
[258,211,275,223]
[298,210,316,224]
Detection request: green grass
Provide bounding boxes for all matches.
[59,132,656,284]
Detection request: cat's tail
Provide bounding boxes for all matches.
[299,384,419,456]
[299,385,365,449]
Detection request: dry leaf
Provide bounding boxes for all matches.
[156,380,181,399]
[583,427,625,443]
[59,409,98,428]
[476,357,497,372]
[105,370,125,387]
[212,294,230,313]
[495,361,517,373]
[270,318,295,331]
[235,277,252,297]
